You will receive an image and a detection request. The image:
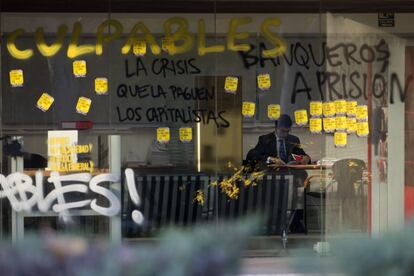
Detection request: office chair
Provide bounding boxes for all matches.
[303,158,366,234]
[332,159,367,231]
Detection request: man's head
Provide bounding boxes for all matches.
[275,114,292,138]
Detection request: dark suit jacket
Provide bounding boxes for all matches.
[246,132,310,165]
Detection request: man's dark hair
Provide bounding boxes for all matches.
[275,114,293,128]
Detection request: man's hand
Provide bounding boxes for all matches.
[267,157,286,169]
[290,155,311,165]
[299,155,310,165]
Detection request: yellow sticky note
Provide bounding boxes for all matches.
[9,69,24,87]
[323,117,336,133]
[267,104,281,120]
[347,118,357,133]
[162,38,173,53]
[335,116,347,130]
[257,74,271,91]
[347,101,357,117]
[73,60,87,77]
[179,127,192,143]
[36,93,54,112]
[356,105,368,121]
[76,97,92,115]
[224,77,238,94]
[157,127,170,143]
[335,100,347,115]
[133,41,147,56]
[334,132,347,147]
[242,102,256,118]
[294,109,308,126]
[357,121,369,137]
[95,78,108,95]
[310,101,323,117]
[323,102,336,117]
[309,118,322,134]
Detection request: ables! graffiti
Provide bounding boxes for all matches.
[0,168,144,225]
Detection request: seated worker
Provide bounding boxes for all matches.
[246,114,310,169]
[246,113,311,233]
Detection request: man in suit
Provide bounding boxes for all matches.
[246,114,310,168]
[246,114,310,233]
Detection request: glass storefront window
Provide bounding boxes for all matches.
[0,2,412,259]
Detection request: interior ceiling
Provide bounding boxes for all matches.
[0,0,413,13]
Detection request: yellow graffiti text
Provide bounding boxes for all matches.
[7,17,287,60]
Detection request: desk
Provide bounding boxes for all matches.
[285,164,330,170]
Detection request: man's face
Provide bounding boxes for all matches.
[276,126,290,138]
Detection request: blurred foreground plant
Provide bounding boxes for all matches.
[291,222,414,276]
[332,223,414,276]
[0,217,258,276]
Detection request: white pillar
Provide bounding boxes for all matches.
[11,152,24,242]
[109,135,122,242]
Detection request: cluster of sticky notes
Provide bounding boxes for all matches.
[294,109,308,126]
[95,78,108,95]
[307,100,369,144]
[76,97,92,115]
[36,93,54,112]
[179,127,192,143]
[224,76,238,94]
[9,69,24,87]
[73,60,87,78]
[133,41,147,56]
[11,60,109,116]
[157,127,170,143]
[268,104,281,120]
[242,102,256,118]
[257,74,271,91]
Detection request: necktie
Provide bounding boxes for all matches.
[278,139,287,162]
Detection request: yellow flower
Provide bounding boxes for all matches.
[244,178,253,187]
[243,170,265,187]
[228,186,239,199]
[193,190,205,206]
[251,171,265,179]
